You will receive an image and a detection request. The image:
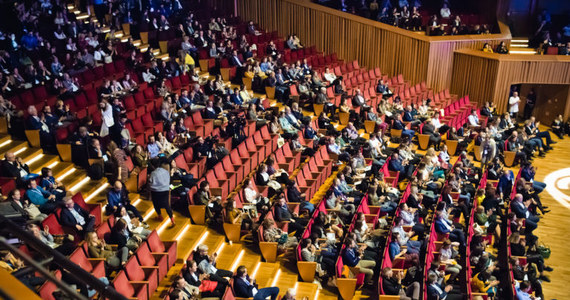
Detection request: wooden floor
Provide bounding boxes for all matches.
[532,133,570,300]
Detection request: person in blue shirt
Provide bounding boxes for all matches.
[230,87,243,105]
[146,135,162,159]
[434,210,465,247]
[106,180,143,221]
[388,232,411,263]
[40,167,65,202]
[393,114,415,141]
[26,179,57,214]
[520,162,546,194]
[20,31,38,51]
[233,265,279,300]
[342,238,376,285]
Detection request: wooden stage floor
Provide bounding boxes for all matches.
[533,133,570,300]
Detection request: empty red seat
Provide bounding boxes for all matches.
[69,248,106,278]
[113,270,148,300]
[124,256,157,299]
[136,242,168,279]
[146,230,177,268]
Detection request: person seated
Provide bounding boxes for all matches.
[496,41,509,54]
[194,244,234,284]
[274,194,308,237]
[106,180,143,219]
[170,275,199,299]
[2,152,38,187]
[39,167,65,201]
[381,267,420,300]
[393,114,415,140]
[434,209,465,247]
[27,223,75,256]
[471,269,500,298]
[224,198,253,231]
[26,179,58,214]
[26,105,55,151]
[233,265,279,300]
[109,218,143,251]
[342,238,376,286]
[60,196,96,237]
[388,152,414,180]
[426,273,462,300]
[193,181,222,220]
[300,238,335,286]
[0,251,46,289]
[182,259,227,298]
[261,217,298,251]
[422,119,442,150]
[85,231,129,269]
[9,189,47,222]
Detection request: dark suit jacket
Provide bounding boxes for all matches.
[388,158,403,172]
[287,186,303,203]
[392,120,405,130]
[109,228,131,249]
[233,276,257,298]
[427,283,448,300]
[274,205,292,222]
[60,204,90,228]
[382,277,402,295]
[1,160,21,179]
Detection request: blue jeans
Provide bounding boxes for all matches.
[406,240,422,254]
[254,287,280,300]
[402,129,415,140]
[532,181,546,193]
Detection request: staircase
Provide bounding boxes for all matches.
[509,37,538,55]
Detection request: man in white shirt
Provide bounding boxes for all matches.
[509,91,521,119]
[323,67,336,84]
[467,109,480,127]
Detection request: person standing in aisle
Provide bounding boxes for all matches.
[149,158,175,225]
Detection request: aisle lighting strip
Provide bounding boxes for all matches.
[47,161,58,169]
[143,208,156,222]
[85,182,110,202]
[58,168,76,181]
[175,224,190,241]
[0,140,11,147]
[26,154,44,165]
[14,147,27,155]
[70,177,90,192]
[271,269,282,287]
[230,250,245,272]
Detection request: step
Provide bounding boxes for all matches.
[16,147,44,165]
[175,224,208,261]
[0,135,11,144]
[60,169,89,191]
[0,140,28,159]
[28,154,60,174]
[235,248,262,278]
[296,282,319,299]
[76,179,109,202]
[215,243,244,270]
[274,273,298,296]
[255,262,280,288]
[50,162,76,179]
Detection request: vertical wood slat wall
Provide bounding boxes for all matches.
[236,0,511,91]
[450,49,570,115]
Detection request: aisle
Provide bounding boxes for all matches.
[533,133,570,300]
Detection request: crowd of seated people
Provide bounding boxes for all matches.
[317,0,495,36]
[528,9,570,54]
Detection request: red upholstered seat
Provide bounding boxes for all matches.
[113,270,149,300]
[146,230,177,268]
[136,242,168,279]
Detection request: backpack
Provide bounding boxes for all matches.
[88,163,104,180]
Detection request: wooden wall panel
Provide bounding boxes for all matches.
[451,49,570,116]
[236,0,510,92]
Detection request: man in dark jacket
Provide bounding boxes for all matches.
[381,267,420,299]
[60,197,95,237]
[233,265,279,300]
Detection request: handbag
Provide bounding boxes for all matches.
[537,244,551,259]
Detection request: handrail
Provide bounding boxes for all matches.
[0,215,128,300]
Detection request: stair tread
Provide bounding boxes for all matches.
[0,140,27,157]
[28,155,60,174]
[14,147,43,164]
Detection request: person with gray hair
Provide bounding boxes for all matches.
[194,244,234,284]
